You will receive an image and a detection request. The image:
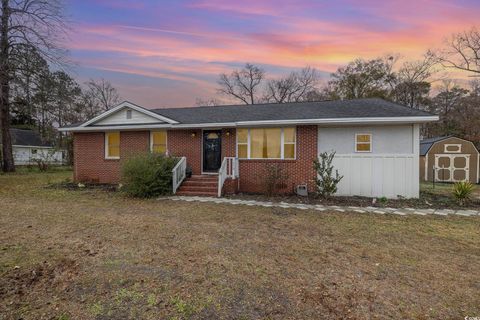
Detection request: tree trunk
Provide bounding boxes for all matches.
[0,0,14,172]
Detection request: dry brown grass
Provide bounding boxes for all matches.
[1,170,479,319]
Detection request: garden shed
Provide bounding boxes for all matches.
[420,136,479,183]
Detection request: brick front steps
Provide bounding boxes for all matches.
[161,196,480,217]
[176,175,218,197]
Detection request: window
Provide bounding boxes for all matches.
[237,127,296,159]
[126,109,132,119]
[105,132,120,159]
[355,134,371,152]
[444,144,461,153]
[151,130,167,154]
[237,129,248,158]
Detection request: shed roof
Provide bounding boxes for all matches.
[10,128,52,147]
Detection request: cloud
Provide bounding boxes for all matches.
[68,0,480,107]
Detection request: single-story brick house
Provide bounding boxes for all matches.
[60,98,438,198]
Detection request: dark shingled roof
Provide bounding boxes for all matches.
[150,98,434,124]
[420,136,453,156]
[10,128,52,147]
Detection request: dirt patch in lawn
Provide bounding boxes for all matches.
[1,171,479,319]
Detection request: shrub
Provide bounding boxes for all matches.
[452,181,474,206]
[313,151,343,198]
[30,149,60,171]
[121,153,178,198]
[262,164,289,196]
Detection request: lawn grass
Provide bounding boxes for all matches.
[0,170,479,319]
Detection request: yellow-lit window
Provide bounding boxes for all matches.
[237,127,295,159]
[251,128,281,158]
[151,131,167,154]
[105,132,120,159]
[355,134,371,152]
[237,128,248,158]
[283,127,296,159]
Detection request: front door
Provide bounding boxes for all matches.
[203,130,222,172]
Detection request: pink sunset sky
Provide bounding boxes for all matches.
[67,0,480,108]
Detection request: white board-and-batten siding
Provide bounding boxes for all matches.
[318,125,420,198]
[94,108,164,126]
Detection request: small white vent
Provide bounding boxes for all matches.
[126,109,132,119]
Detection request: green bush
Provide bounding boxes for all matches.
[121,153,178,198]
[313,151,343,198]
[452,181,474,206]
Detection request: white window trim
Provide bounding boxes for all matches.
[355,133,372,153]
[236,127,296,160]
[150,130,168,154]
[105,132,120,159]
[444,144,462,153]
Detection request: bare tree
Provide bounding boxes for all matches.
[85,78,120,111]
[265,66,319,103]
[439,27,480,75]
[0,0,67,172]
[390,52,438,108]
[195,97,223,107]
[328,57,396,99]
[217,63,265,104]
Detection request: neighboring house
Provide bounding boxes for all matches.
[60,98,438,198]
[8,128,64,165]
[420,136,479,183]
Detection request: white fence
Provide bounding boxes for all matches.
[331,154,419,199]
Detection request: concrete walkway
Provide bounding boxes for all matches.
[163,196,480,217]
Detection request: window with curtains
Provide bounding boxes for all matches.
[355,133,372,152]
[105,132,120,159]
[151,130,167,154]
[236,127,296,159]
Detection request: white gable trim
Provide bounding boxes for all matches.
[80,101,178,127]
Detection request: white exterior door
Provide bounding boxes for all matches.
[435,154,470,182]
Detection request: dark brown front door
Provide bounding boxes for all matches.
[203,130,222,172]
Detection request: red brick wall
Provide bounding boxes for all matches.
[73,126,318,194]
[73,131,149,183]
[236,125,318,194]
[167,129,202,174]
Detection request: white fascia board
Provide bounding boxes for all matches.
[60,116,439,132]
[59,123,173,132]
[235,116,439,126]
[80,101,178,127]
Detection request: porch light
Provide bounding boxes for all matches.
[225,131,231,136]
[191,132,196,138]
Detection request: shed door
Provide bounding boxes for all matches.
[435,154,470,182]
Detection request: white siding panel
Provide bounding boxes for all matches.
[13,146,64,165]
[332,154,417,198]
[318,125,413,154]
[95,108,164,125]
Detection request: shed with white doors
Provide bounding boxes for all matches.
[420,136,479,184]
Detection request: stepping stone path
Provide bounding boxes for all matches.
[162,196,480,217]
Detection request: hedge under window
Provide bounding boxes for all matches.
[151,130,167,154]
[237,127,296,159]
[105,132,120,159]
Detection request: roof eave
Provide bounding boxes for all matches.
[59,116,439,132]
